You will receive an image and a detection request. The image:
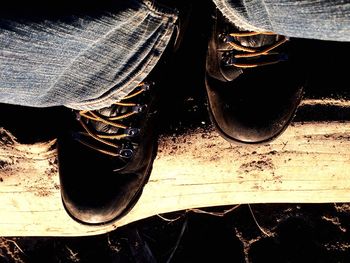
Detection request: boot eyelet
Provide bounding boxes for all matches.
[125,128,139,137]
[133,105,147,113]
[119,148,133,159]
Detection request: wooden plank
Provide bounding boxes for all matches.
[0,120,350,237]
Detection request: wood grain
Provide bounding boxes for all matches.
[0,120,350,237]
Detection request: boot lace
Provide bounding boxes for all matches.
[219,31,289,68]
[75,82,151,158]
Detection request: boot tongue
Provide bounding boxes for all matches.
[89,105,126,134]
[235,34,278,48]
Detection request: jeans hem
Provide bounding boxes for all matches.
[66,8,177,110]
[213,0,268,32]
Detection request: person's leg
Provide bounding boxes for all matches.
[213,0,350,41]
[204,0,350,144]
[0,0,183,225]
[56,1,189,225]
[0,0,177,110]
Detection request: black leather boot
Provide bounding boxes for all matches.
[57,1,191,225]
[205,9,305,144]
[58,81,160,224]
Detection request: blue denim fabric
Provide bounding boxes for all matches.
[0,0,177,110]
[0,0,349,109]
[214,0,350,41]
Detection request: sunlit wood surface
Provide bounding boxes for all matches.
[0,111,349,236]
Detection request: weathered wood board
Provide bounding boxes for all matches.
[0,115,349,236]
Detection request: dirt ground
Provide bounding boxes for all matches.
[1,0,350,262]
[1,203,350,262]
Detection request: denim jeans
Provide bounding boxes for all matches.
[213,0,350,42]
[0,0,349,110]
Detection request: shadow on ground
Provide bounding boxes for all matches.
[1,204,350,262]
